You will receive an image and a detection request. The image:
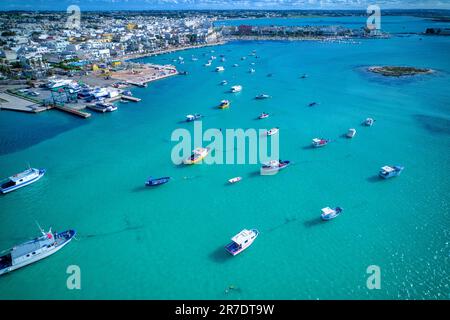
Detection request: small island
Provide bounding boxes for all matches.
[368,66,434,77]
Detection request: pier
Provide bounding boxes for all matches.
[51,104,91,118]
[121,95,141,102]
[0,92,48,113]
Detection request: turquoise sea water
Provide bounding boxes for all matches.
[1,17,449,299]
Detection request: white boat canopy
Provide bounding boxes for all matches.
[381,166,395,172]
[321,207,335,215]
[231,229,253,245]
[10,168,35,182]
[312,138,321,143]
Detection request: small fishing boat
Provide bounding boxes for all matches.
[346,128,357,138]
[145,176,171,186]
[219,100,230,109]
[220,80,228,85]
[260,160,290,174]
[241,57,247,60]
[233,64,239,67]
[364,118,375,126]
[215,66,225,72]
[249,68,256,73]
[255,94,270,100]
[87,102,117,113]
[1,168,46,194]
[379,165,404,179]
[228,177,242,184]
[231,85,242,93]
[183,147,210,165]
[186,114,202,122]
[0,227,76,276]
[258,112,269,119]
[266,127,279,136]
[321,207,343,221]
[308,102,318,107]
[225,229,259,256]
[312,138,329,147]
[204,61,212,67]
[300,74,308,79]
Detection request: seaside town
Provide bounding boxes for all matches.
[0,10,396,118]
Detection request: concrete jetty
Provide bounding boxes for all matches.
[0,92,48,113]
[52,104,91,118]
[121,95,141,102]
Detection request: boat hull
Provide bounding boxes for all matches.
[0,169,46,194]
[0,230,76,276]
[321,207,343,221]
[146,177,171,186]
[225,229,259,256]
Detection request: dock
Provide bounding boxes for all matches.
[0,92,48,113]
[127,81,147,88]
[52,104,91,118]
[121,95,141,102]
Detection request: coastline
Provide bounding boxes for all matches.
[120,41,228,62]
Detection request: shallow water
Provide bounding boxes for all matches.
[0,17,449,299]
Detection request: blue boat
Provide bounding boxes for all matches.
[379,165,404,179]
[0,168,46,194]
[145,176,171,186]
[321,207,343,221]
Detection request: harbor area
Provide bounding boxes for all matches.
[110,63,178,87]
[0,62,172,118]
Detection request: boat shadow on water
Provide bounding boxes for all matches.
[366,175,383,183]
[209,246,233,263]
[303,217,324,228]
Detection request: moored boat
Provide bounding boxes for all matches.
[0,228,76,276]
[266,127,279,136]
[379,165,404,179]
[255,94,270,100]
[145,176,171,186]
[0,168,46,194]
[230,85,242,93]
[346,128,356,138]
[186,114,202,122]
[228,177,242,184]
[308,102,318,107]
[364,118,375,126]
[87,102,117,113]
[215,66,225,72]
[321,207,343,221]
[183,147,210,165]
[220,80,228,85]
[225,229,259,256]
[260,160,290,175]
[219,100,230,109]
[258,112,269,119]
[312,138,329,147]
[249,68,256,73]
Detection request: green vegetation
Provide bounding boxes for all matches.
[368,66,433,77]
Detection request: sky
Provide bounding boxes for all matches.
[0,0,449,11]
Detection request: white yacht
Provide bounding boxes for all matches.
[215,66,225,72]
[1,168,46,194]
